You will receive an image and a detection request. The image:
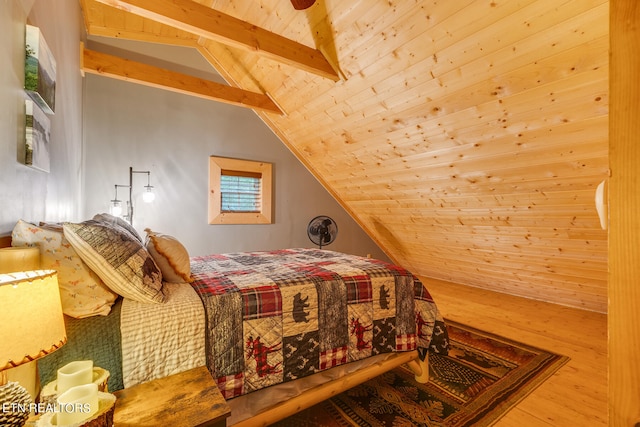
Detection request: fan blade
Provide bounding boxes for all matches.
[308,216,336,248]
[291,0,316,10]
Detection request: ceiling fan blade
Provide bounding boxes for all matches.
[290,0,316,10]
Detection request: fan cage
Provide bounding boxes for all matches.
[307,216,337,248]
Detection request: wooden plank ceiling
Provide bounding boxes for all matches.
[80,0,609,312]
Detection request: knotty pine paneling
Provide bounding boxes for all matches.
[210,0,609,312]
[84,0,609,312]
[81,0,198,46]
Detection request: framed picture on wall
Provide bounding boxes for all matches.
[25,24,56,115]
[25,99,51,173]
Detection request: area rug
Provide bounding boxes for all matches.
[272,320,569,427]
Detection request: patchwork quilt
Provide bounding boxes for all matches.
[190,248,449,399]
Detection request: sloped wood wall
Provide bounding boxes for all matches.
[81,0,609,312]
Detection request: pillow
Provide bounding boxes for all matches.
[11,219,118,318]
[63,220,165,304]
[144,228,191,283]
[92,213,143,243]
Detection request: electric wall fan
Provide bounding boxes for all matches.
[307,215,338,249]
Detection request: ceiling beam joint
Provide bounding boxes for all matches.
[93,0,340,81]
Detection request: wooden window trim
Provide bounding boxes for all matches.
[209,156,273,224]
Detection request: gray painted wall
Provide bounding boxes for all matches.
[0,0,84,231]
[82,73,387,260]
[0,0,386,261]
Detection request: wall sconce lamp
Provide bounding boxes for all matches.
[109,166,156,224]
[0,270,67,427]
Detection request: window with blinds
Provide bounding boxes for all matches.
[209,156,273,224]
[220,170,262,213]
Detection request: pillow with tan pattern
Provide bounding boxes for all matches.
[63,219,165,304]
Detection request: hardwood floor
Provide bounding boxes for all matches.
[422,278,608,426]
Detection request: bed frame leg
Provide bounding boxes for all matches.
[406,352,430,384]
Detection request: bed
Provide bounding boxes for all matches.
[5,215,449,426]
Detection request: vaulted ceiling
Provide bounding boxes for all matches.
[80,0,609,312]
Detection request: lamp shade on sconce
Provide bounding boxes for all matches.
[142,185,155,203]
[110,199,123,217]
[0,270,67,372]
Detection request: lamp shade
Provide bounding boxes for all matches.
[0,270,66,371]
[142,186,155,203]
[0,247,40,274]
[110,200,123,217]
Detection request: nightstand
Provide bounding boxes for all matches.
[113,366,230,427]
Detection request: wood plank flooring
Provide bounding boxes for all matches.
[422,278,608,426]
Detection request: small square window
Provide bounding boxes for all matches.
[209,156,273,224]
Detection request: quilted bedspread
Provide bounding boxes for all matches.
[39,298,124,391]
[190,248,449,399]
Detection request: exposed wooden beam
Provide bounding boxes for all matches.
[86,26,199,47]
[81,46,282,114]
[93,0,340,81]
[79,0,199,47]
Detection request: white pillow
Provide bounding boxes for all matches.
[63,220,165,304]
[11,220,117,318]
[145,228,191,283]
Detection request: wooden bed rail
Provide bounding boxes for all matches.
[232,350,426,427]
[407,353,430,383]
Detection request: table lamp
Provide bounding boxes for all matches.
[0,270,67,427]
[0,246,41,400]
[0,247,40,273]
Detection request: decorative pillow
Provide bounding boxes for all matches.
[63,220,165,304]
[11,219,118,318]
[92,213,143,243]
[144,228,191,283]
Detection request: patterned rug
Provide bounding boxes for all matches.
[272,320,569,427]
